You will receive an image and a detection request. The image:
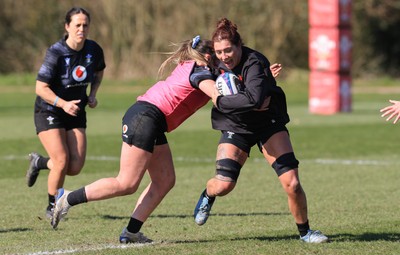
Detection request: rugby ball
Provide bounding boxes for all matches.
[215,72,242,96]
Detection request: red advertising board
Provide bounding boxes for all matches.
[309,27,352,73]
[309,71,351,114]
[309,0,352,114]
[309,0,352,27]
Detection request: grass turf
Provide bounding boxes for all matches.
[0,74,399,254]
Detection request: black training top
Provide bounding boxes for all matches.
[36,38,106,112]
[212,46,289,134]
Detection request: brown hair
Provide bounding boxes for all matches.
[211,18,242,46]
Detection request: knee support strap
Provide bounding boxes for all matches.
[272,152,299,176]
[215,159,242,182]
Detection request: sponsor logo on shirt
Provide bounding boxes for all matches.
[65,82,90,88]
[72,65,87,82]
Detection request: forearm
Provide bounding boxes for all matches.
[36,80,65,107]
[89,71,104,97]
[216,93,256,113]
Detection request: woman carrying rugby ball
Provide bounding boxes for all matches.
[194,18,328,244]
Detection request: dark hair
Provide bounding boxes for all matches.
[64,7,90,39]
[65,7,91,25]
[211,18,242,46]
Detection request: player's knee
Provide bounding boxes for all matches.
[52,155,69,171]
[66,156,85,176]
[67,165,84,176]
[123,183,140,195]
[167,176,176,191]
[151,168,176,193]
[116,177,140,195]
[215,158,242,182]
[285,179,302,195]
[272,152,299,177]
[160,175,176,194]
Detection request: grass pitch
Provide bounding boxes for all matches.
[0,73,399,254]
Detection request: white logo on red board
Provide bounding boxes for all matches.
[311,35,336,69]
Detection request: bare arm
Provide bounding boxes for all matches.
[35,80,81,117]
[88,70,104,108]
[198,79,219,106]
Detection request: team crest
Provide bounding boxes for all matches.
[227,131,235,139]
[47,116,55,125]
[85,54,92,64]
[64,57,70,66]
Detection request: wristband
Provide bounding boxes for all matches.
[53,96,59,106]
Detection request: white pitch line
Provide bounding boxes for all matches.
[313,158,389,166]
[24,243,152,255]
[1,154,394,166]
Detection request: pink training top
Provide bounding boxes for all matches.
[137,61,210,132]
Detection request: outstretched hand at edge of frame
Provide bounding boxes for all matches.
[380,100,400,124]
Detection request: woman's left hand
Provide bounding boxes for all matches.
[88,96,98,108]
[270,63,282,78]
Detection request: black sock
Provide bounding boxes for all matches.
[48,194,55,208]
[297,220,310,237]
[127,217,143,233]
[204,189,215,202]
[66,187,88,206]
[37,157,50,170]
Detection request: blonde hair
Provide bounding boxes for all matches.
[157,38,213,79]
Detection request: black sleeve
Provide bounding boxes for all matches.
[36,47,58,85]
[217,60,272,114]
[93,41,106,72]
[189,65,216,89]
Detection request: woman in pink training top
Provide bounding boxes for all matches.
[51,36,219,243]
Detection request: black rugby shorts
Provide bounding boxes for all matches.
[122,101,167,153]
[34,107,86,134]
[219,122,288,154]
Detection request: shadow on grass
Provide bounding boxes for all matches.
[0,227,30,233]
[102,211,288,220]
[170,235,299,244]
[170,233,400,244]
[170,232,400,244]
[328,232,400,242]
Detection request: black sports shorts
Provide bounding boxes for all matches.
[218,122,288,154]
[122,101,168,153]
[34,106,86,134]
